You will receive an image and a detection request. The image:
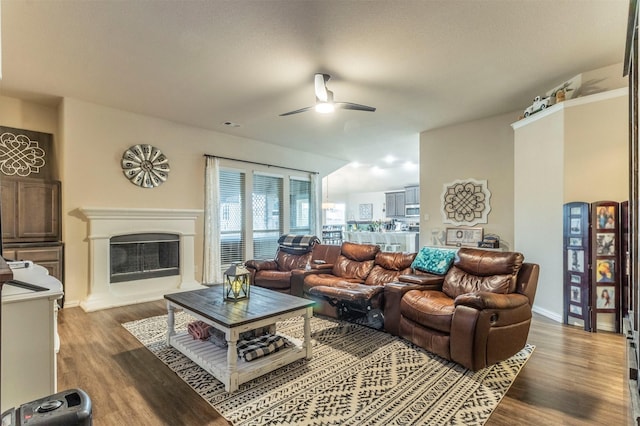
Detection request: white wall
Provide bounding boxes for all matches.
[419,111,517,249]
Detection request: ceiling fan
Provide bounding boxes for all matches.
[279,73,376,116]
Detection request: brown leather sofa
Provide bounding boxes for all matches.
[383,248,539,371]
[245,243,340,295]
[300,241,416,321]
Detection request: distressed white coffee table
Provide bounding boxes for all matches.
[165,285,314,392]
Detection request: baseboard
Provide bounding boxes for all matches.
[532,305,562,323]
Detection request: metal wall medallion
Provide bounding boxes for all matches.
[0,131,46,177]
[441,178,491,226]
[121,144,170,188]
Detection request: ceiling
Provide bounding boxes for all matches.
[0,0,630,196]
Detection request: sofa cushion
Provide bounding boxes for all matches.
[332,256,376,281]
[275,250,312,272]
[400,289,455,333]
[340,241,380,262]
[442,248,524,298]
[253,270,293,290]
[364,252,416,286]
[411,246,457,275]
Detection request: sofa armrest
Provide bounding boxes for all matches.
[454,292,530,311]
[245,259,278,271]
[382,282,422,335]
[291,268,327,297]
[398,273,444,287]
[312,263,334,271]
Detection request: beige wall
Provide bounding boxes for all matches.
[514,108,565,319]
[419,111,516,249]
[2,95,345,306]
[0,96,61,178]
[513,90,628,320]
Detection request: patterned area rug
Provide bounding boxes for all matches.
[123,313,533,426]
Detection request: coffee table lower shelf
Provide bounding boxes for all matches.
[169,331,305,391]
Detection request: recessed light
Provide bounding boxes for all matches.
[223,121,241,128]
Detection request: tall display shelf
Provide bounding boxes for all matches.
[563,202,592,331]
[591,201,622,333]
[563,201,622,333]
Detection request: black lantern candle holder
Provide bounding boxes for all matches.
[223,262,250,301]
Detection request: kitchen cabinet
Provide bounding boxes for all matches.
[405,185,420,205]
[385,191,405,218]
[3,244,64,283]
[1,177,61,243]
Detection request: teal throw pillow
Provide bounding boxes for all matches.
[411,247,457,275]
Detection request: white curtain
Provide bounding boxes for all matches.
[203,156,223,283]
[310,173,321,238]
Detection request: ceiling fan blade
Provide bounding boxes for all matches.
[335,102,376,112]
[314,73,330,102]
[279,105,315,116]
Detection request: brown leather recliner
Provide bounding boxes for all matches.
[245,244,340,295]
[383,248,539,371]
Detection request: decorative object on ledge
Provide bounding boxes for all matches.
[0,126,52,178]
[121,144,170,188]
[441,178,491,226]
[445,227,484,247]
[223,262,250,301]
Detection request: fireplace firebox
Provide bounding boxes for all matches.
[110,233,180,283]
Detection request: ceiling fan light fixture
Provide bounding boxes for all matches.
[315,102,335,114]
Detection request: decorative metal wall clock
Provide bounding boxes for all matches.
[441,178,491,226]
[121,144,170,188]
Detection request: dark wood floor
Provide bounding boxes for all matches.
[57,300,632,426]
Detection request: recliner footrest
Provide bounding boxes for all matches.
[308,285,384,329]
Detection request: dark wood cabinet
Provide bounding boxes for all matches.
[1,177,64,305]
[1,177,61,243]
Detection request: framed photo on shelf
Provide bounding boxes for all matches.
[569,304,582,316]
[569,237,582,247]
[596,233,616,255]
[570,218,581,234]
[567,249,584,273]
[596,205,616,230]
[596,259,615,283]
[570,274,581,284]
[445,227,484,247]
[570,285,581,303]
[596,285,615,309]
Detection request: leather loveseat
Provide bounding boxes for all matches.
[383,247,539,371]
[300,241,416,322]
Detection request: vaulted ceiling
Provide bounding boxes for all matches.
[0,0,629,195]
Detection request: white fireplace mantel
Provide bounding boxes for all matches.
[79,207,204,312]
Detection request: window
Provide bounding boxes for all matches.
[219,170,245,277]
[290,178,311,234]
[252,174,283,259]
[216,161,315,267]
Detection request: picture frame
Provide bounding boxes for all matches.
[569,237,582,247]
[570,285,581,303]
[596,233,616,255]
[445,227,484,247]
[567,249,584,273]
[596,259,615,283]
[596,205,616,230]
[570,207,582,215]
[570,218,581,234]
[570,274,581,284]
[569,304,583,316]
[359,203,373,220]
[596,285,615,309]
